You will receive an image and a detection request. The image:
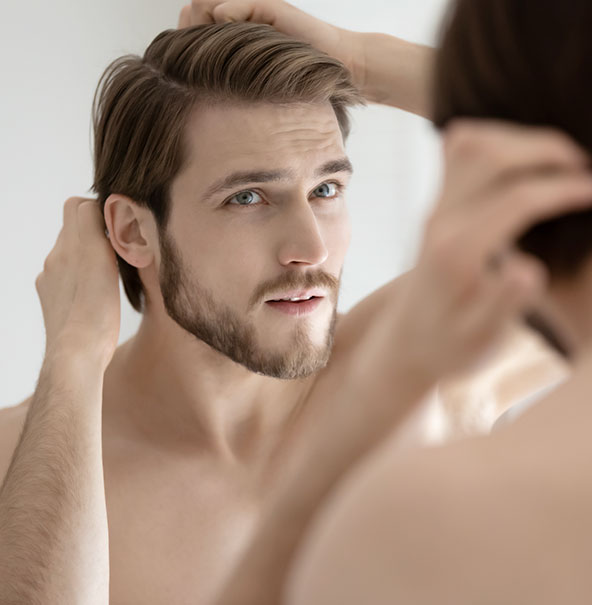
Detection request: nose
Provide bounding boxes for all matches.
[275,201,329,267]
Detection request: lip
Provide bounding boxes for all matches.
[265,297,324,316]
[265,289,326,303]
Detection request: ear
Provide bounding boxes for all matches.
[103,194,157,269]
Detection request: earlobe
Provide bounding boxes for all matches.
[103,194,155,269]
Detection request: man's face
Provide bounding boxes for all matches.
[157,102,352,379]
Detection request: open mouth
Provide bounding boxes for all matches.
[265,296,324,316]
[268,295,318,303]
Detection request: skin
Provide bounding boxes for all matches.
[0,99,429,604]
[1,3,590,604]
[211,117,592,605]
[287,344,592,605]
[101,103,355,603]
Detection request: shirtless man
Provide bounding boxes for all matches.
[0,17,440,605]
[1,4,590,605]
[191,2,592,604]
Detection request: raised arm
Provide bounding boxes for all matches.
[0,198,120,604]
[213,121,592,605]
[179,0,435,117]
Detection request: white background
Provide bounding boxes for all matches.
[0,0,449,407]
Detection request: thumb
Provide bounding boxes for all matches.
[178,4,192,28]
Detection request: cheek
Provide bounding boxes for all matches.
[172,217,249,292]
[321,206,352,264]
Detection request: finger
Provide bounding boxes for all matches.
[445,120,590,175]
[460,171,592,268]
[63,196,92,244]
[178,4,192,28]
[442,120,591,207]
[211,2,255,23]
[191,0,217,25]
[77,199,107,245]
[458,252,547,355]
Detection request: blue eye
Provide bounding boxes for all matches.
[313,183,339,198]
[228,190,263,206]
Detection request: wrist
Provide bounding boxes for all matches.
[336,29,366,90]
[45,334,113,377]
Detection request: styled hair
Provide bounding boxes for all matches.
[433,0,592,281]
[92,23,363,312]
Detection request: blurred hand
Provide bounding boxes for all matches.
[35,197,120,367]
[178,0,359,76]
[393,119,592,383]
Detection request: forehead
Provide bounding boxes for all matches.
[181,101,346,179]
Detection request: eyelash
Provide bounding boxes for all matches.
[224,181,346,209]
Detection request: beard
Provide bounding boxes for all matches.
[157,230,340,379]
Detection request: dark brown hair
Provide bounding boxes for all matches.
[433,0,592,280]
[92,23,363,312]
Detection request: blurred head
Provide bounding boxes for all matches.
[433,0,592,354]
[92,23,363,378]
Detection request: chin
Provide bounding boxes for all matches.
[249,332,334,380]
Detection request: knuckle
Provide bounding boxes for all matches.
[43,249,65,272]
[445,122,484,159]
[211,4,228,20]
[64,196,84,209]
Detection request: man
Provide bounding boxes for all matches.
[0,4,588,605]
[195,2,592,604]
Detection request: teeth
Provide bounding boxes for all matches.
[278,296,313,302]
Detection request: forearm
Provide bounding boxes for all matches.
[352,32,435,117]
[259,2,435,118]
[0,350,109,605]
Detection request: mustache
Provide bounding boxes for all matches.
[250,270,340,308]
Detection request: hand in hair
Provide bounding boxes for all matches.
[177,0,434,116]
[35,197,120,367]
[391,119,592,381]
[178,0,359,78]
[212,120,592,605]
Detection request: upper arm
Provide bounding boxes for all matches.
[287,435,580,605]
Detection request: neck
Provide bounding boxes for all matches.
[103,309,312,462]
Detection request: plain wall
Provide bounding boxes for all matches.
[0,0,449,407]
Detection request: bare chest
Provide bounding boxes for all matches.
[104,452,260,605]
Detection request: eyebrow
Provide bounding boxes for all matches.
[201,157,353,202]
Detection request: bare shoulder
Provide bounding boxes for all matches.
[288,431,573,605]
[332,272,410,357]
[0,396,32,484]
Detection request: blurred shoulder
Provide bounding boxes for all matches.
[332,272,410,357]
